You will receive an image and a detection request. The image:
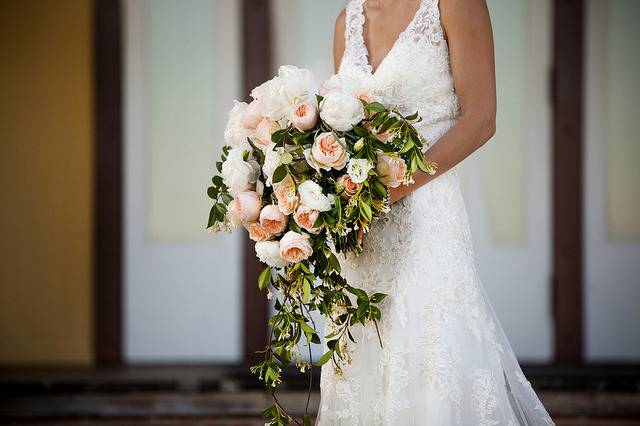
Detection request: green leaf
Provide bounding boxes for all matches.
[316,94,324,105]
[399,138,415,153]
[280,151,293,165]
[302,279,311,303]
[258,265,271,290]
[405,111,420,121]
[207,186,218,199]
[304,414,312,426]
[272,164,288,184]
[220,193,233,205]
[207,205,217,228]
[364,101,386,112]
[315,350,332,366]
[328,252,341,273]
[359,201,373,222]
[370,292,387,304]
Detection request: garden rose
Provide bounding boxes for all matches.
[304,132,349,172]
[279,231,313,263]
[248,222,272,242]
[298,180,334,212]
[336,174,360,199]
[251,65,318,122]
[262,143,283,187]
[254,118,280,150]
[293,205,321,234]
[255,240,289,268]
[290,101,318,131]
[376,154,407,188]
[241,100,263,129]
[346,158,373,184]
[233,191,262,223]
[225,202,242,228]
[224,101,252,150]
[259,204,288,235]
[274,175,299,215]
[356,90,375,104]
[221,147,260,196]
[319,91,365,131]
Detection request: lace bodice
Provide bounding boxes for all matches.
[339,0,460,141]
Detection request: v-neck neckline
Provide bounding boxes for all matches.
[357,0,425,76]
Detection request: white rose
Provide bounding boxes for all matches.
[251,66,318,123]
[298,180,334,212]
[319,91,365,132]
[221,147,260,196]
[347,158,373,184]
[224,101,252,150]
[262,143,283,187]
[319,73,362,97]
[255,240,289,268]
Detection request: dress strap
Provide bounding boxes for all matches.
[407,0,447,46]
[341,0,371,74]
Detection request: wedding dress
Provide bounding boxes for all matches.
[317,0,555,425]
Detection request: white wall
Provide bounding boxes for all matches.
[124,0,243,362]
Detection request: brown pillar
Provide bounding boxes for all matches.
[242,0,271,366]
[552,0,584,363]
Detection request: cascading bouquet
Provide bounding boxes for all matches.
[207,66,435,426]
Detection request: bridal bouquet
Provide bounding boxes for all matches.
[207,66,435,426]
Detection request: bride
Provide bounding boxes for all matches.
[317,0,555,424]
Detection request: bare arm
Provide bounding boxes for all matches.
[390,0,496,203]
[333,9,346,73]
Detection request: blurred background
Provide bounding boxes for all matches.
[1,0,639,424]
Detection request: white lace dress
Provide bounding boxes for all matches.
[317,1,555,425]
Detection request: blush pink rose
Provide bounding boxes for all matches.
[375,131,391,143]
[336,174,360,199]
[254,118,280,150]
[247,222,272,242]
[259,204,288,235]
[274,175,299,215]
[279,231,313,263]
[376,154,407,188]
[234,191,262,222]
[305,132,349,171]
[241,100,262,129]
[290,102,318,131]
[356,90,375,104]
[293,205,321,234]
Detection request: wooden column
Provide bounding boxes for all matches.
[552,0,584,363]
[93,0,123,365]
[242,0,271,366]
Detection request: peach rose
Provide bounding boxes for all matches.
[254,118,280,150]
[336,174,360,199]
[375,131,391,143]
[234,191,262,222]
[279,231,313,263]
[274,175,299,215]
[293,205,321,234]
[376,154,407,188]
[290,101,318,131]
[304,132,349,172]
[247,222,272,242]
[259,204,288,235]
[241,100,262,129]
